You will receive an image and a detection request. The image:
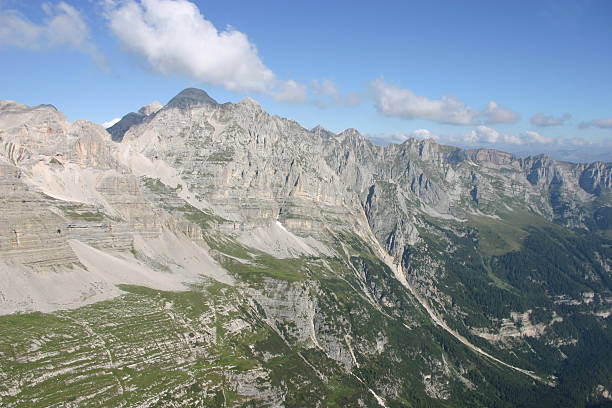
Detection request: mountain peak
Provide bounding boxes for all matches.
[338,128,363,139]
[466,148,515,165]
[311,125,336,139]
[237,96,261,107]
[138,101,163,116]
[165,88,217,109]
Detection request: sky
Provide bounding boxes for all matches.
[0,0,611,161]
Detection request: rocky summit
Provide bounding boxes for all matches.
[0,89,610,407]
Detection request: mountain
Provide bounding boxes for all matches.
[0,89,610,407]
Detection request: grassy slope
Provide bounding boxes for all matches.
[2,177,609,407]
[0,231,559,407]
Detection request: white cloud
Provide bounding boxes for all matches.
[522,130,555,144]
[523,130,554,144]
[104,0,303,100]
[370,78,521,126]
[366,128,609,162]
[273,80,307,103]
[482,101,520,124]
[410,129,436,140]
[530,112,571,127]
[0,2,104,66]
[368,127,550,147]
[449,126,554,146]
[462,126,523,145]
[579,117,612,129]
[102,117,121,128]
[366,128,438,145]
[367,132,410,145]
[371,78,478,125]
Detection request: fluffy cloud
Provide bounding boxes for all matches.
[273,80,307,103]
[409,129,436,140]
[367,127,554,147]
[451,127,554,146]
[578,117,612,129]
[370,78,518,125]
[371,78,478,125]
[104,0,303,98]
[370,128,437,144]
[482,101,520,124]
[522,130,554,144]
[463,126,523,145]
[366,132,410,145]
[0,2,104,66]
[530,112,572,127]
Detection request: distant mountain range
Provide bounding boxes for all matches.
[0,89,610,407]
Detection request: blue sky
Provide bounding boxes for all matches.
[0,0,611,160]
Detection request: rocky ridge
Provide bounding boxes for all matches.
[0,89,610,407]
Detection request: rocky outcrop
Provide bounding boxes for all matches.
[107,112,146,142]
[0,88,610,407]
[108,101,164,142]
[1,88,609,315]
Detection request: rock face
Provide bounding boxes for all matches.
[138,101,163,116]
[107,101,164,142]
[107,111,146,142]
[0,89,610,407]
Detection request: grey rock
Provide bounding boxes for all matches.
[138,101,163,116]
[107,111,146,142]
[0,88,610,405]
[165,87,218,109]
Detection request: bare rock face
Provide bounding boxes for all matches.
[0,88,610,407]
[138,101,163,116]
[579,161,612,195]
[107,101,163,142]
[466,148,514,165]
[1,88,608,314]
[107,112,146,142]
[120,95,367,239]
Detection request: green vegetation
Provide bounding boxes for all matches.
[468,209,563,256]
[0,277,424,407]
[408,207,612,407]
[2,194,611,407]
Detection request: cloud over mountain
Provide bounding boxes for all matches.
[104,0,304,100]
[482,101,520,124]
[370,78,518,125]
[371,78,479,125]
[371,126,555,147]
